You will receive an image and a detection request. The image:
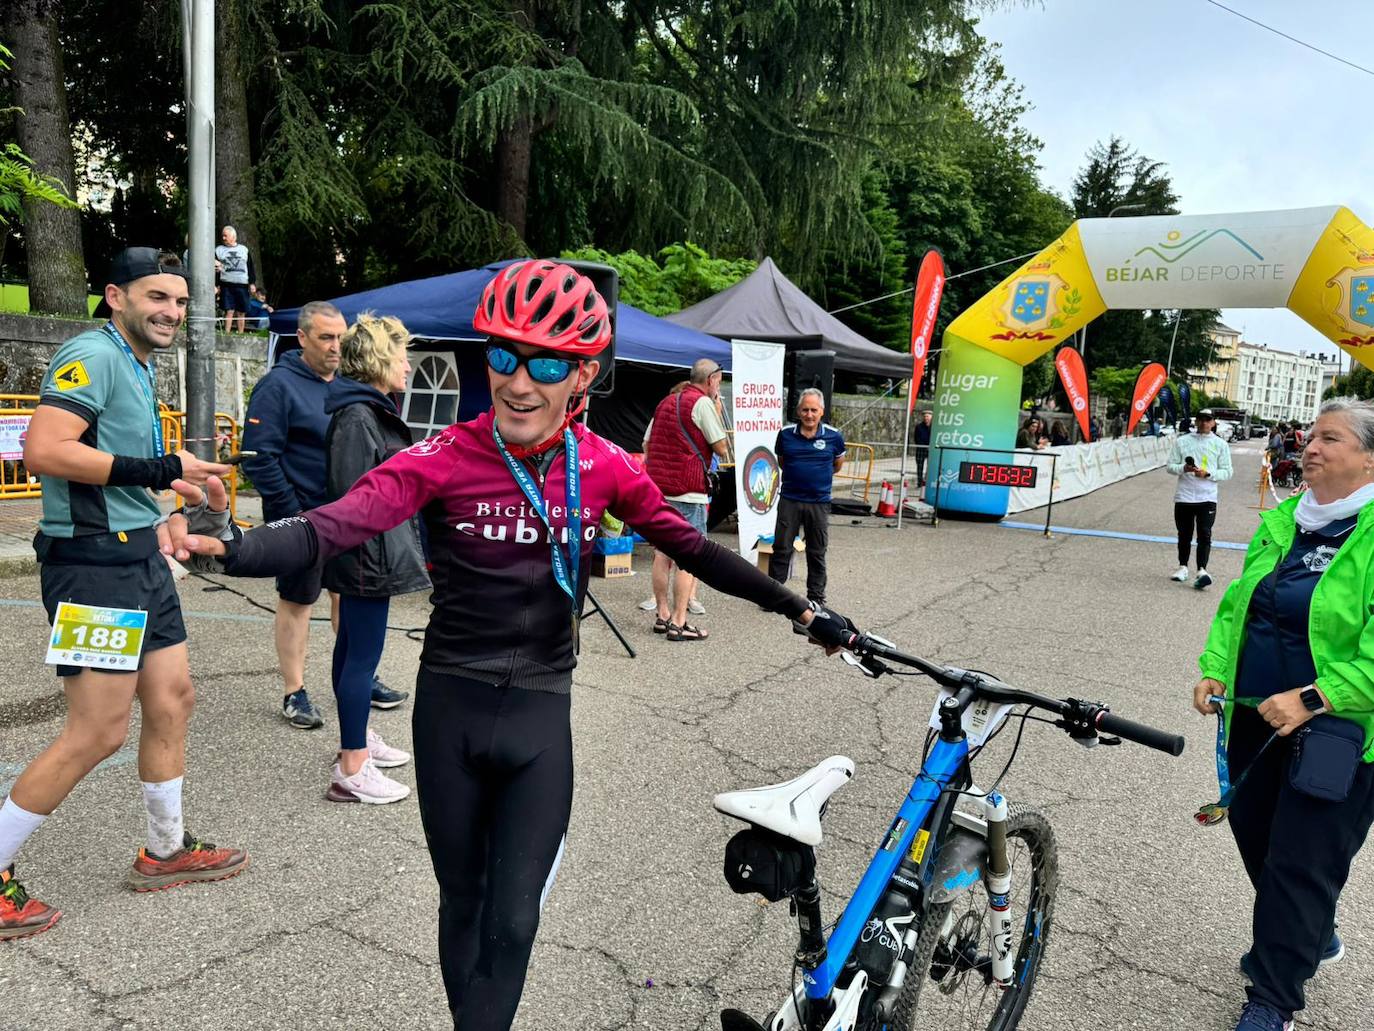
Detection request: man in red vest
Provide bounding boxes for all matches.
[642,359,730,640]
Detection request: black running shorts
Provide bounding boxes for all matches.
[40,552,187,678]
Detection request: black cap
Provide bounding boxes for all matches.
[1196,408,1216,420]
[108,247,187,287]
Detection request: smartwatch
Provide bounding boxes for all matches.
[1300,686,1327,714]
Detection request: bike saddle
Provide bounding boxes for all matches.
[712,755,854,846]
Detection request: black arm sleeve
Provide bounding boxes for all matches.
[108,453,183,489]
[222,515,319,578]
[675,538,809,619]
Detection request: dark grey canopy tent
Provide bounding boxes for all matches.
[663,257,910,379]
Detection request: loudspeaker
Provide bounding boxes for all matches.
[562,259,618,396]
[785,349,836,422]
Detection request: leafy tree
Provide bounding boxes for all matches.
[559,242,755,315]
[1325,365,1374,400]
[1,6,87,314]
[822,169,909,351]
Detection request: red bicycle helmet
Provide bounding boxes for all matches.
[473,259,611,355]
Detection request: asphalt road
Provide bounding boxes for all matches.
[1,441,1369,1031]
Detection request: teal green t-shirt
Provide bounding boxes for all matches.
[37,327,164,537]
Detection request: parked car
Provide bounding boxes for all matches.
[1214,419,1237,442]
[1250,423,1270,439]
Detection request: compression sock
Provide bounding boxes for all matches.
[0,796,48,871]
[141,777,185,858]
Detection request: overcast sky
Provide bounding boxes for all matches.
[975,0,1372,368]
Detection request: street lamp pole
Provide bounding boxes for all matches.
[1081,204,1150,359]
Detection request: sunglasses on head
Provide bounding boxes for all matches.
[485,343,577,384]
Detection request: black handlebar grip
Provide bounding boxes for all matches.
[1096,711,1186,756]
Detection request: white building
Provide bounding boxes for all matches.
[1235,343,1323,426]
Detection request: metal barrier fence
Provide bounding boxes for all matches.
[0,395,244,519]
[834,442,876,503]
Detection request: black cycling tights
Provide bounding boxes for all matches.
[1174,501,1217,568]
[413,670,573,1031]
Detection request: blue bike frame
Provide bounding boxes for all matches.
[803,734,970,1000]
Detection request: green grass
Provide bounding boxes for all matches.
[0,283,102,317]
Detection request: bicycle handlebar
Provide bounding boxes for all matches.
[1095,710,1186,756]
[843,633,1185,757]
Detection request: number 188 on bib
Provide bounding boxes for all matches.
[46,602,148,670]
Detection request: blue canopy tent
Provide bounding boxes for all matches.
[268,262,732,449]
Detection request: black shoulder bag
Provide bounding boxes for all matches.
[675,392,720,496]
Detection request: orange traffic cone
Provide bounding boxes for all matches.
[876,481,897,517]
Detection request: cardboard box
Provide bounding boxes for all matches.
[591,551,633,578]
[754,538,803,574]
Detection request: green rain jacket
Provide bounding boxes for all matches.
[1199,495,1374,761]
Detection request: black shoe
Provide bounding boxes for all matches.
[369,677,409,710]
[281,688,324,729]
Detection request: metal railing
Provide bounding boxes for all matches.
[834,442,876,502]
[0,396,244,520]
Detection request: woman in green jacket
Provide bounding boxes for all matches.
[1194,397,1374,1031]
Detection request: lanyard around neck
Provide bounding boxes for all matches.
[102,321,164,458]
[491,423,581,609]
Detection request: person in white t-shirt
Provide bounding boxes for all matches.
[1165,408,1234,589]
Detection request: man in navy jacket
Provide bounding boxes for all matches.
[243,301,345,729]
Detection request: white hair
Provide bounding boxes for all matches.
[797,387,825,410]
[1319,397,1374,452]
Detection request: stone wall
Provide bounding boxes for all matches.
[830,396,927,459]
[0,313,268,423]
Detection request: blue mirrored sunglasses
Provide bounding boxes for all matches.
[485,344,576,384]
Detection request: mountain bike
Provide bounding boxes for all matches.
[713,632,1186,1031]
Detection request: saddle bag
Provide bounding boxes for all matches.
[723,826,815,902]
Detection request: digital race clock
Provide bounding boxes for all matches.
[958,461,1038,488]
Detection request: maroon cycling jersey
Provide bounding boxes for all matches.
[288,409,804,691]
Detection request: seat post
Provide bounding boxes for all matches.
[793,876,827,970]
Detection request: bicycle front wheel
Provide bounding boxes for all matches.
[888,805,1058,1031]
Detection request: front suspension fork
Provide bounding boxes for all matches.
[983,792,1014,986]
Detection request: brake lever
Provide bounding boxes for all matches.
[840,650,889,679]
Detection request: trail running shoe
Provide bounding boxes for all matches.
[282,688,324,729]
[0,866,61,941]
[1171,565,1189,582]
[1194,570,1214,590]
[369,677,408,710]
[326,758,411,805]
[687,597,707,616]
[128,832,249,893]
[637,597,656,611]
[366,726,411,768]
[1233,1001,1292,1031]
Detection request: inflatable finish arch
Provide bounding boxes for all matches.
[930,205,1374,516]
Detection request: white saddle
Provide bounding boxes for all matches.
[712,755,854,846]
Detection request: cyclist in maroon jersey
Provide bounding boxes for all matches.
[163,259,857,1031]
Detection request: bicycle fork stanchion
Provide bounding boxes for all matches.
[984,791,1015,986]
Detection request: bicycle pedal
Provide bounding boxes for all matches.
[721,1009,767,1031]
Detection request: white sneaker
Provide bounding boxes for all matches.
[687,597,706,616]
[1170,566,1189,582]
[366,726,411,768]
[326,758,410,804]
[637,597,657,611]
[1194,570,1213,590]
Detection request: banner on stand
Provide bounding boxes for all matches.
[1127,362,1168,436]
[908,250,946,412]
[731,340,787,565]
[1053,346,1091,441]
[0,413,31,460]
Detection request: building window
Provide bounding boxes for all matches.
[403,351,461,438]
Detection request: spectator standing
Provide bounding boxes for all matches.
[643,359,730,641]
[214,226,254,333]
[1016,416,1044,450]
[1166,408,1234,590]
[913,409,932,487]
[1049,420,1070,447]
[0,249,245,938]
[243,302,408,726]
[1192,398,1374,1031]
[769,388,845,604]
[322,314,429,804]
